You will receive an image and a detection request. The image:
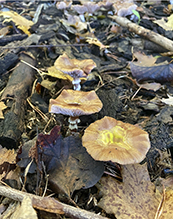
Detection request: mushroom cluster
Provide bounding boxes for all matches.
[49,53,101,133]
[48,53,150,165]
[82,116,150,165]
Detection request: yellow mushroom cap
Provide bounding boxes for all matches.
[82,116,151,165]
[49,89,103,117]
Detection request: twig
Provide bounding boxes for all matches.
[1,44,89,50]
[0,185,109,219]
[21,60,44,80]
[154,185,165,219]
[110,15,173,52]
[27,98,49,122]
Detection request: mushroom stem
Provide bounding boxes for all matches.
[72,78,81,90]
[68,116,80,131]
[79,14,85,22]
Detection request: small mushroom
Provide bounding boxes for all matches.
[82,116,150,165]
[56,1,72,10]
[72,5,88,22]
[49,89,103,131]
[54,53,96,90]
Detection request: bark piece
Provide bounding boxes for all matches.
[0,34,27,46]
[0,52,36,149]
[0,53,18,75]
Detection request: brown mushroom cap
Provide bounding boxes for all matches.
[54,53,96,79]
[49,89,103,117]
[82,116,150,165]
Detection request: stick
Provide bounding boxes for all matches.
[110,15,173,52]
[0,185,108,219]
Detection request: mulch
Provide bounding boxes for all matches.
[0,0,173,218]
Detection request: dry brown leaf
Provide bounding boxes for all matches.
[0,11,33,35]
[167,14,173,29]
[133,51,157,66]
[0,146,17,181]
[130,52,173,82]
[97,163,161,219]
[0,26,9,37]
[0,146,16,165]
[153,18,173,31]
[153,14,173,31]
[136,81,162,91]
[11,196,37,219]
[0,101,7,119]
[86,37,109,50]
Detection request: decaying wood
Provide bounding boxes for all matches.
[0,53,18,76]
[111,15,173,52]
[0,52,36,149]
[0,34,27,46]
[0,185,108,219]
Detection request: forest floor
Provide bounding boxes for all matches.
[0,1,173,219]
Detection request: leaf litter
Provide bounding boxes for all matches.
[130,52,173,82]
[1,0,173,218]
[20,126,104,200]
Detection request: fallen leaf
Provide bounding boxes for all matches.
[11,196,37,219]
[0,146,17,181]
[0,145,16,165]
[161,94,173,106]
[36,126,104,198]
[17,138,37,174]
[136,81,162,91]
[133,51,157,66]
[153,18,173,31]
[86,37,109,50]
[0,11,33,35]
[97,163,161,219]
[167,14,173,29]
[130,52,173,82]
[0,101,7,119]
[0,26,9,37]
